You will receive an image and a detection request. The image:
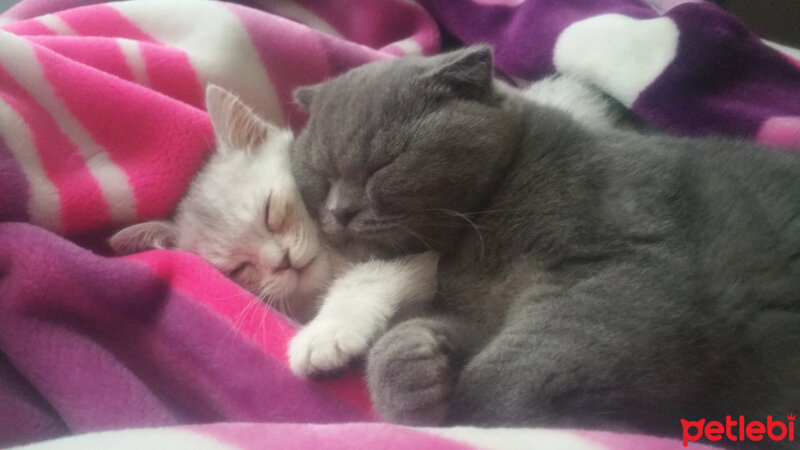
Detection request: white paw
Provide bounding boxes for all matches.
[288,318,372,377]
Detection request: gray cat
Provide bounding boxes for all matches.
[290,46,800,445]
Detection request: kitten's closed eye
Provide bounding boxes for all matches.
[230,262,253,278]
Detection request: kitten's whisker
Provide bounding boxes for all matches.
[417,219,490,230]
[257,290,278,345]
[233,294,259,329]
[425,208,486,260]
[462,207,537,216]
[395,224,435,252]
[209,289,257,301]
[217,292,260,356]
[259,294,271,346]
[282,292,298,323]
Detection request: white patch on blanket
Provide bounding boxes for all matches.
[289,252,438,376]
[266,2,342,38]
[0,99,62,231]
[764,39,800,62]
[36,14,78,35]
[113,0,284,126]
[553,14,679,107]
[9,428,237,450]
[425,427,606,450]
[117,39,151,87]
[0,32,138,225]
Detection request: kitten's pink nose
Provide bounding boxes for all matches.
[273,253,292,272]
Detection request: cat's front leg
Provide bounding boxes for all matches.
[289,252,437,377]
[366,315,481,425]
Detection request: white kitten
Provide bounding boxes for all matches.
[109,85,437,376]
[111,85,331,322]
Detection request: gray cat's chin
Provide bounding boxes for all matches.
[320,219,428,256]
[354,233,431,258]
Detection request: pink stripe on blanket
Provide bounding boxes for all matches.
[470,0,525,6]
[1,19,58,36]
[294,0,439,55]
[195,423,476,450]
[129,251,295,362]
[0,64,110,233]
[28,36,136,83]
[139,43,205,109]
[129,250,375,417]
[33,43,213,222]
[228,5,335,129]
[785,54,800,71]
[0,0,105,21]
[757,116,800,151]
[56,4,156,42]
[56,5,202,108]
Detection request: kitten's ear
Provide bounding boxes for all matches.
[293,84,320,110]
[426,45,494,100]
[109,220,177,255]
[205,84,276,151]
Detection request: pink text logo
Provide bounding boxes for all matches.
[681,414,795,446]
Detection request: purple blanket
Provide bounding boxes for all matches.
[1,0,798,448]
[421,0,800,145]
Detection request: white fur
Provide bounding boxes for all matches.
[289,252,438,376]
[522,75,622,130]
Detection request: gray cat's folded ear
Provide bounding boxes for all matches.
[426,45,494,100]
[293,84,320,110]
[109,220,177,255]
[205,84,276,152]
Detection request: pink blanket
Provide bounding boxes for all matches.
[2,0,798,448]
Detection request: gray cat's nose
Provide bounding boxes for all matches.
[330,206,359,226]
[326,180,363,226]
[274,252,291,272]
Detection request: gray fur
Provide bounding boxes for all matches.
[291,46,800,446]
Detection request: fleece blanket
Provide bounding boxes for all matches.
[0,0,798,448]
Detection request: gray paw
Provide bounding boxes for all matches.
[366,320,453,425]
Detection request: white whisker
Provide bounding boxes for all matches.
[425,208,486,260]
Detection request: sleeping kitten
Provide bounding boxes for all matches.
[110,85,437,375]
[290,46,800,446]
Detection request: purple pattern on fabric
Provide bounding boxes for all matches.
[417,0,800,143]
[0,353,67,447]
[419,0,657,79]
[634,2,800,137]
[0,223,364,446]
[0,136,30,223]
[644,0,702,14]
